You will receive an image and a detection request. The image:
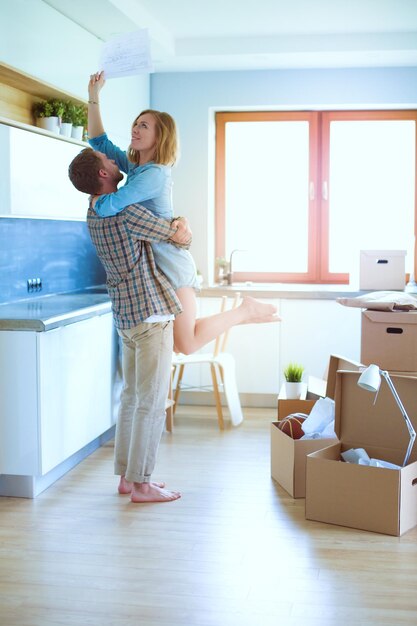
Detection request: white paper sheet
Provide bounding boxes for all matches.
[100,29,153,79]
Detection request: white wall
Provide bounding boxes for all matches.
[151,67,417,283]
[0,0,150,147]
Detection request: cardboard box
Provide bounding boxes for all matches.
[271,420,335,498]
[305,371,417,536]
[359,249,406,290]
[277,382,315,420]
[271,355,362,498]
[361,310,417,372]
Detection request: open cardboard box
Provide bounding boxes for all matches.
[271,355,362,498]
[305,370,417,536]
[361,310,417,372]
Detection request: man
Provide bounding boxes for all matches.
[68,148,191,503]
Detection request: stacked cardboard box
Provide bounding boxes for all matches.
[361,310,417,371]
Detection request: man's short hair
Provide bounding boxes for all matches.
[68,148,103,194]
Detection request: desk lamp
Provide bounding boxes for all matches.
[357,364,416,467]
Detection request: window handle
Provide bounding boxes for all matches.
[309,182,315,200]
[322,181,328,200]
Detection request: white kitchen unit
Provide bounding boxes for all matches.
[0,312,114,497]
[0,123,87,220]
[175,293,361,407]
[279,298,362,385]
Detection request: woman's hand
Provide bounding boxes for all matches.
[88,71,105,102]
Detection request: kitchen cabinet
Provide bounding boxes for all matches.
[176,295,361,404]
[0,312,114,495]
[0,61,88,220]
[175,296,280,400]
[0,123,87,220]
[279,298,361,384]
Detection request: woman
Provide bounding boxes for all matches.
[88,71,280,355]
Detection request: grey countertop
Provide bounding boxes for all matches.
[0,283,367,332]
[0,288,112,331]
[199,283,364,299]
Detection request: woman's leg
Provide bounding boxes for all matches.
[173,287,280,355]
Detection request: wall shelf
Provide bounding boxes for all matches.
[0,60,86,132]
[0,115,87,147]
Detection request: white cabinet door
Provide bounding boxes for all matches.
[38,313,113,474]
[2,125,87,220]
[0,331,39,474]
[226,298,281,394]
[178,296,281,395]
[279,299,361,387]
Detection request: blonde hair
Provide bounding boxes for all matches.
[127,109,178,166]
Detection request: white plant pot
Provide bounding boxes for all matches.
[36,116,60,134]
[71,125,84,141]
[60,122,73,137]
[285,381,304,399]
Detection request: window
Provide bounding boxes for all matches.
[215,110,417,284]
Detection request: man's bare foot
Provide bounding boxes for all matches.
[239,297,280,324]
[130,482,181,503]
[118,476,165,494]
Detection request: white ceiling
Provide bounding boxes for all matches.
[42,0,417,72]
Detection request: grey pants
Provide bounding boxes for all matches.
[114,321,173,483]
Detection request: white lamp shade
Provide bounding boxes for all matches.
[357,364,381,393]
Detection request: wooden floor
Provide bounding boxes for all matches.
[1,406,417,626]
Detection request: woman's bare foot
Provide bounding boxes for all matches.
[239,297,281,324]
[118,476,165,495]
[130,482,181,503]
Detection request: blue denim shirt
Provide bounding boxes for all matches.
[88,133,173,219]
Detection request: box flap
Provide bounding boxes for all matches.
[362,310,417,324]
[325,354,363,399]
[360,250,406,258]
[335,371,417,465]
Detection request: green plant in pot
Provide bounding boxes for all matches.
[60,100,74,137]
[283,362,305,399]
[70,104,88,141]
[32,99,60,133]
[32,99,53,119]
[49,98,65,119]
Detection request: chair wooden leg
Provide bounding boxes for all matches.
[173,363,185,415]
[210,363,225,430]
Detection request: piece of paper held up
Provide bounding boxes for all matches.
[100,29,153,79]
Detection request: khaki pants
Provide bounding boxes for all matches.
[114,321,173,483]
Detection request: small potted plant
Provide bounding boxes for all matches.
[49,98,65,120]
[71,104,88,141]
[32,99,59,133]
[60,100,74,137]
[283,362,305,399]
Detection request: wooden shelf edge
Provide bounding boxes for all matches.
[0,115,89,148]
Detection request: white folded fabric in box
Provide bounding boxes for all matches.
[300,397,336,440]
[341,447,401,469]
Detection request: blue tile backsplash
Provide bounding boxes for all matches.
[0,218,106,304]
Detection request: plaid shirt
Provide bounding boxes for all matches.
[87,202,183,329]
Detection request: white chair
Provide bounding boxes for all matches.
[171,293,244,430]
